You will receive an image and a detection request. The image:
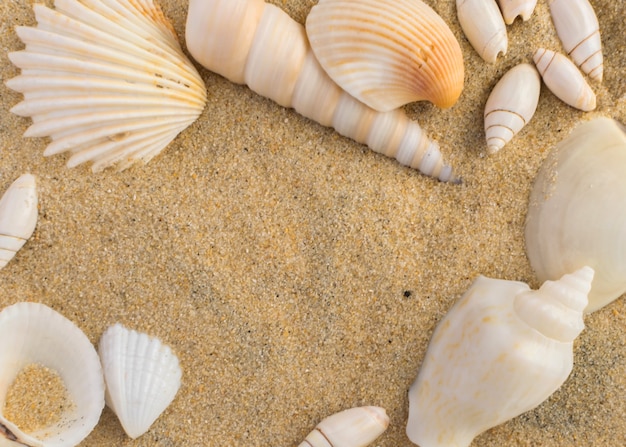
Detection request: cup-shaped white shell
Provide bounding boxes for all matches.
[406,267,593,447]
[298,406,389,447]
[533,48,596,112]
[0,302,105,447]
[484,63,541,154]
[497,0,538,24]
[457,0,508,63]
[526,117,626,313]
[305,0,464,112]
[548,0,603,82]
[5,0,207,172]
[98,324,182,439]
[0,174,38,270]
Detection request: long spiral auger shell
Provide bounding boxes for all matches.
[185,0,457,182]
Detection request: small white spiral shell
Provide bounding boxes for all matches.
[456,0,508,63]
[496,0,538,24]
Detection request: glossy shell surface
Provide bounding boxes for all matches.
[0,174,37,270]
[456,0,508,63]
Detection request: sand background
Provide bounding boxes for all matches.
[0,0,625,445]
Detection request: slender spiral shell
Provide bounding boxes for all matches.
[0,174,37,270]
[497,0,538,24]
[406,267,593,447]
[185,0,457,182]
[456,0,508,63]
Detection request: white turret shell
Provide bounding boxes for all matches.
[298,406,389,447]
[456,0,508,63]
[6,0,207,172]
[533,48,596,111]
[526,117,626,313]
[0,174,38,270]
[0,302,105,447]
[497,0,538,24]
[98,323,182,439]
[484,63,541,154]
[406,267,594,447]
[548,0,603,82]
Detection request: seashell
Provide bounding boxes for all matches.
[406,266,594,447]
[298,406,389,447]
[456,0,508,63]
[484,63,541,154]
[533,48,596,112]
[496,0,538,24]
[5,0,207,172]
[0,174,38,270]
[526,117,626,313]
[305,0,464,112]
[185,0,457,182]
[548,0,603,82]
[98,323,182,439]
[0,302,105,447]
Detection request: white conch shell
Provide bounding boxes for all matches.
[533,48,596,112]
[298,406,389,447]
[185,0,457,182]
[456,0,508,63]
[0,174,38,270]
[496,0,538,24]
[406,266,593,447]
[305,0,464,112]
[526,118,626,313]
[484,63,541,154]
[6,0,207,172]
[98,323,182,439]
[0,302,105,447]
[548,0,603,82]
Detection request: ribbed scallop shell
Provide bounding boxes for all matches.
[0,174,38,270]
[98,324,182,439]
[6,0,207,172]
[484,63,541,154]
[305,0,464,112]
[497,0,538,24]
[456,0,508,63]
[0,302,105,447]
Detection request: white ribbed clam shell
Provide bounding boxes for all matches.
[526,117,626,313]
[548,0,603,82]
[406,267,593,447]
[98,324,182,439]
[497,0,538,24]
[6,0,207,172]
[533,48,596,111]
[0,302,105,447]
[0,174,38,270]
[305,0,464,112]
[298,406,389,447]
[456,0,508,63]
[484,63,541,154]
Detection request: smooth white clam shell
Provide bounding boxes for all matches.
[484,63,541,154]
[526,117,626,313]
[456,0,508,63]
[497,0,538,24]
[406,267,593,447]
[6,0,207,172]
[0,174,38,270]
[0,302,105,447]
[98,323,182,439]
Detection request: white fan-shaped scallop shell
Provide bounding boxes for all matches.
[0,302,105,447]
[305,0,464,112]
[497,0,538,24]
[526,117,626,313]
[98,323,182,439]
[456,0,508,63]
[5,0,207,172]
[548,0,603,82]
[0,174,38,270]
[406,267,593,447]
[533,48,596,111]
[484,63,541,154]
[298,406,389,447]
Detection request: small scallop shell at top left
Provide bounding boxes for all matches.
[5,0,207,172]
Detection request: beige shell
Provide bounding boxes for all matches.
[497,0,538,24]
[533,48,596,111]
[548,0,603,82]
[457,0,508,63]
[526,117,626,313]
[305,0,464,112]
[484,63,541,154]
